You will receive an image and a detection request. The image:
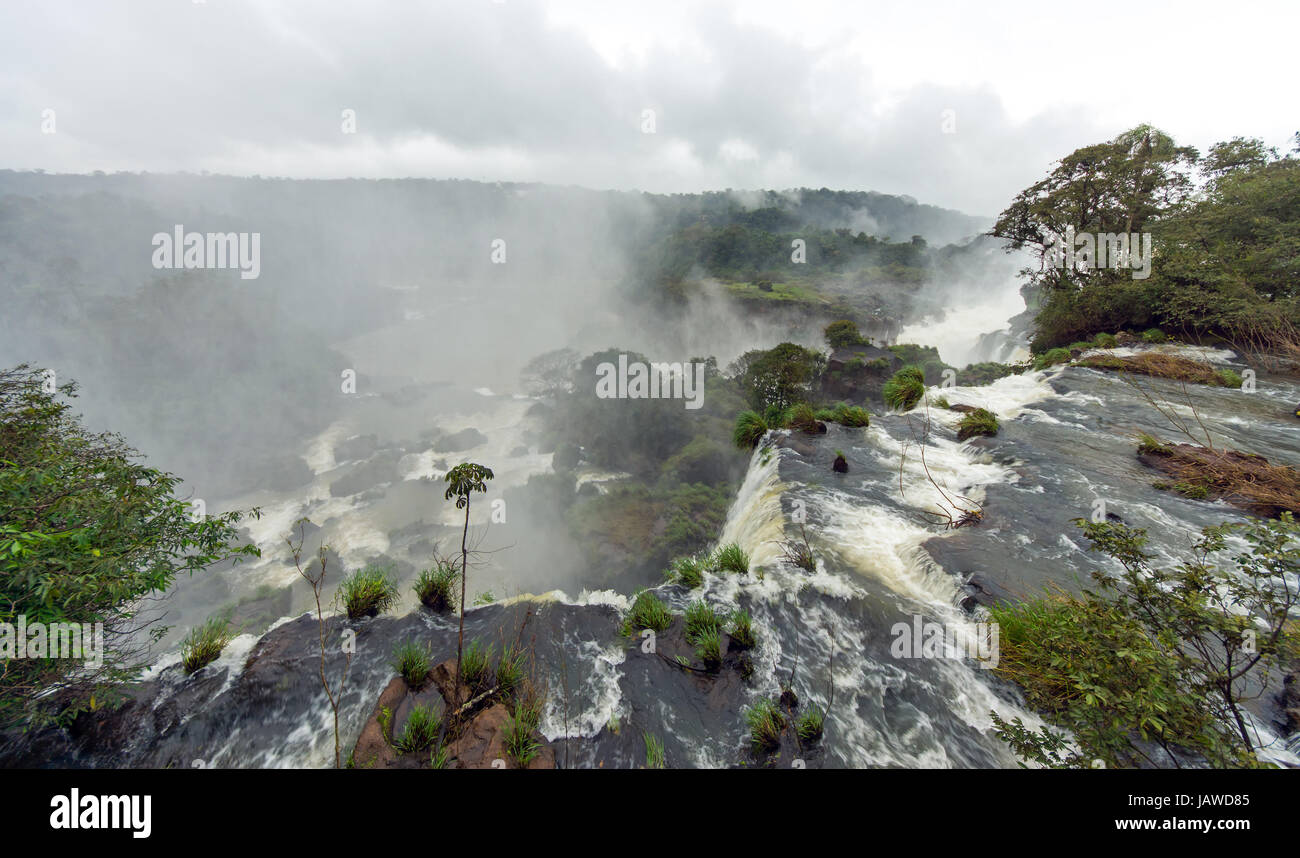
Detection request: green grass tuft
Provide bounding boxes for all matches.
[732,411,769,449]
[683,600,723,645]
[796,706,824,743]
[339,565,399,619]
[180,615,234,675]
[728,609,756,649]
[621,589,673,636]
[495,642,527,699]
[956,407,999,442]
[644,732,666,769]
[745,698,786,753]
[715,542,750,575]
[393,704,440,754]
[460,640,494,692]
[668,554,707,589]
[390,639,432,688]
[414,558,460,612]
[883,365,926,411]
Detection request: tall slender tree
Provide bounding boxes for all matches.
[443,462,494,703]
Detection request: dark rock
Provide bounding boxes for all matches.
[433,428,487,452]
[832,453,848,473]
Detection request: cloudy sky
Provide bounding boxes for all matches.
[0,0,1294,215]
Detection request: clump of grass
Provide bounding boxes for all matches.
[393,704,441,754]
[782,402,822,433]
[430,743,449,769]
[1033,348,1072,370]
[883,365,926,411]
[668,554,707,589]
[339,565,399,619]
[1139,441,1300,517]
[460,640,494,692]
[694,629,723,670]
[414,558,459,612]
[728,609,756,649]
[956,407,999,442]
[496,642,527,699]
[607,712,621,734]
[1171,481,1211,499]
[390,640,432,688]
[1216,368,1243,388]
[933,395,951,409]
[502,699,542,767]
[796,706,825,743]
[817,402,870,427]
[733,410,770,449]
[1094,332,1118,349]
[1076,352,1240,387]
[745,698,786,753]
[621,589,673,636]
[181,615,234,675]
[473,591,497,606]
[715,542,750,575]
[1137,433,1172,456]
[684,600,722,645]
[1141,328,1167,343]
[644,732,666,769]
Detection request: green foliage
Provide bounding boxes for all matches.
[732,343,826,412]
[694,629,723,670]
[390,640,432,688]
[668,554,707,589]
[413,557,460,612]
[180,616,234,675]
[956,408,999,441]
[444,462,494,510]
[782,402,822,433]
[745,698,786,753]
[339,565,399,619]
[732,410,769,449]
[824,319,870,348]
[502,698,542,767]
[1033,348,1071,370]
[1215,368,1243,388]
[621,590,673,636]
[1094,332,1118,348]
[821,402,871,427]
[644,731,666,769]
[460,640,494,692]
[1137,433,1172,456]
[429,743,450,769]
[393,705,441,754]
[715,542,750,575]
[683,600,723,645]
[989,515,1299,768]
[0,365,259,728]
[796,706,824,743]
[728,609,756,649]
[1141,328,1167,343]
[495,642,527,699]
[883,365,926,411]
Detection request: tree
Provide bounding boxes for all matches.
[823,319,870,349]
[731,343,826,412]
[443,462,494,701]
[990,515,1299,768]
[519,348,579,398]
[0,365,259,728]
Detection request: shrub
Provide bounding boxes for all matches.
[460,640,494,692]
[393,705,440,754]
[621,590,673,636]
[390,640,432,688]
[956,408,999,442]
[745,699,786,753]
[180,616,234,675]
[824,319,870,348]
[732,411,769,449]
[414,558,459,612]
[883,365,926,411]
[1141,328,1168,343]
[715,542,750,575]
[340,565,399,619]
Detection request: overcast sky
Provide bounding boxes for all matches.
[0,0,1294,216]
